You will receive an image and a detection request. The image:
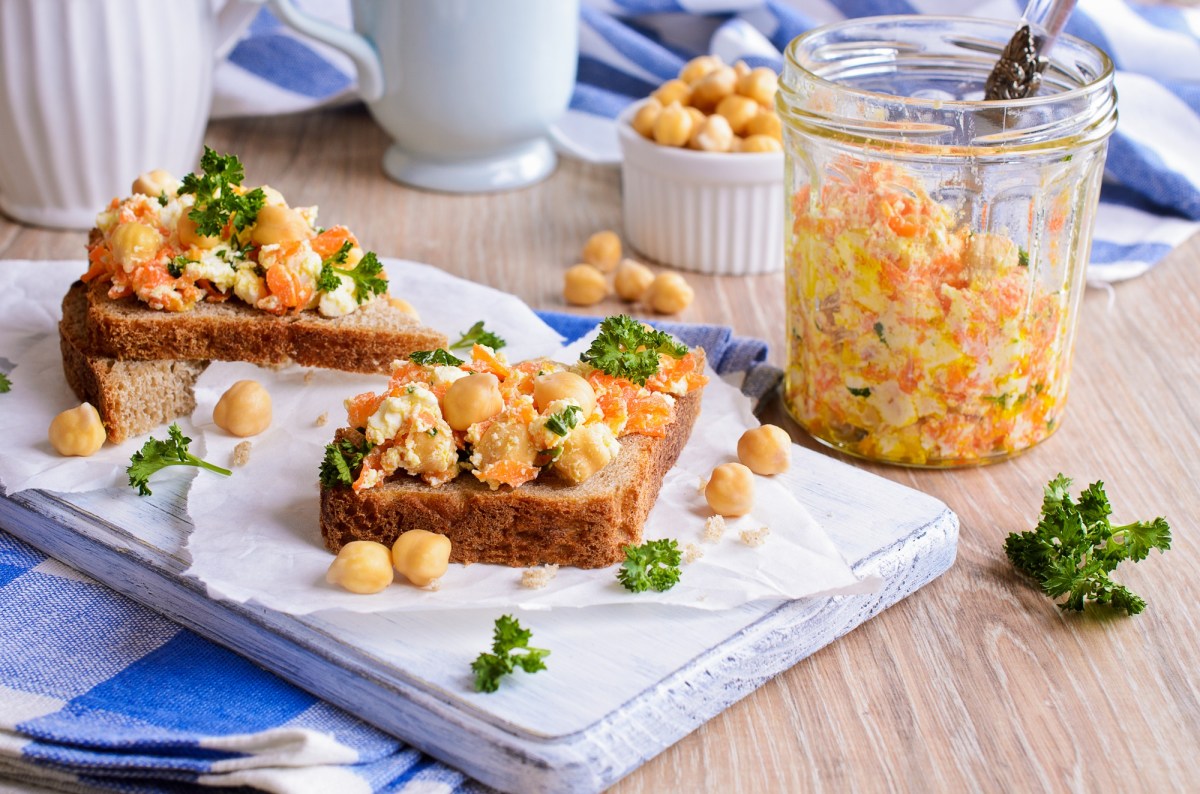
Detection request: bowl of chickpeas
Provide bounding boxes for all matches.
[617,55,784,276]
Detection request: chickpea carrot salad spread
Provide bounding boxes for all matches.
[787,159,1069,465]
[84,148,386,317]
[321,316,708,492]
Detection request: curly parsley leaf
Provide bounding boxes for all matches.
[617,539,682,593]
[579,315,687,386]
[544,404,582,437]
[450,320,507,352]
[0,372,10,393]
[471,615,550,693]
[316,243,388,303]
[319,436,375,488]
[847,386,871,398]
[168,255,194,279]
[127,424,231,496]
[409,349,464,367]
[177,147,266,238]
[1004,474,1171,615]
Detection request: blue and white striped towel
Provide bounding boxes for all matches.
[214,0,1199,283]
[0,316,769,794]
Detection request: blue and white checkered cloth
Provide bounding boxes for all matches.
[214,0,1199,283]
[0,316,770,794]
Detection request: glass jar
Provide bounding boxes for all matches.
[777,16,1116,467]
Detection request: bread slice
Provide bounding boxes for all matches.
[82,280,446,373]
[60,281,208,443]
[320,389,703,568]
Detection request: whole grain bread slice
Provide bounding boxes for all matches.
[60,281,208,443]
[319,389,703,569]
[83,280,446,373]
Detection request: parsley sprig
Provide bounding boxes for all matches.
[471,615,550,693]
[177,147,265,238]
[0,372,10,393]
[127,424,231,496]
[580,315,687,386]
[1005,475,1171,615]
[315,241,388,303]
[450,320,506,351]
[617,539,682,593]
[409,349,464,367]
[319,436,375,488]
[543,404,581,437]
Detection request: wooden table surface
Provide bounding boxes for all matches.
[2,107,1196,793]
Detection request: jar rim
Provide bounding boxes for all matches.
[781,14,1115,113]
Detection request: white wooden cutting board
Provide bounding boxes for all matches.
[0,448,956,793]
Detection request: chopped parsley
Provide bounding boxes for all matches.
[0,372,11,393]
[168,255,195,278]
[873,321,888,346]
[471,615,550,693]
[1018,247,1030,268]
[315,242,388,303]
[157,191,169,207]
[847,386,871,398]
[177,147,265,238]
[579,315,687,386]
[544,404,582,437]
[451,320,507,351]
[319,436,375,488]
[617,539,682,593]
[409,349,464,367]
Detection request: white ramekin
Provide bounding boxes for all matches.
[616,103,784,276]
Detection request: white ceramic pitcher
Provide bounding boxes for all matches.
[266,0,579,193]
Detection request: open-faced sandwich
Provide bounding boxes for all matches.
[61,148,445,442]
[319,316,708,568]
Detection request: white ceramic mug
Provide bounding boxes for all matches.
[0,0,258,230]
[267,0,579,193]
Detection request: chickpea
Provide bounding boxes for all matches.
[614,258,655,301]
[326,540,394,594]
[443,372,503,431]
[652,101,694,147]
[645,272,694,314]
[733,59,752,80]
[130,169,179,200]
[391,529,452,587]
[177,212,220,249]
[705,462,755,517]
[745,110,783,141]
[555,423,620,484]
[534,371,596,417]
[109,222,162,268]
[563,263,609,306]
[250,204,311,246]
[631,98,662,139]
[740,134,783,154]
[716,94,760,136]
[737,66,779,107]
[690,65,737,113]
[48,402,106,456]
[257,185,287,206]
[582,230,622,273]
[684,106,707,135]
[387,295,420,320]
[691,114,735,153]
[737,424,792,475]
[213,380,272,437]
[652,78,692,108]
[679,54,723,85]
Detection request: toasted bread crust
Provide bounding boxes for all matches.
[319,389,703,568]
[82,280,446,373]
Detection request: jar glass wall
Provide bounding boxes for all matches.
[778,16,1116,467]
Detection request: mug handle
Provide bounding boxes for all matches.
[262,0,385,102]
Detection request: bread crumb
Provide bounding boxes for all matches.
[315,411,329,427]
[683,543,704,564]
[520,564,559,589]
[232,441,252,467]
[425,578,441,592]
[697,474,709,493]
[304,370,315,385]
[740,526,770,547]
[702,514,726,543]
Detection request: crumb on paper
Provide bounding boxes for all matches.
[232,441,252,467]
[683,543,704,564]
[315,411,329,427]
[425,578,441,592]
[697,474,709,494]
[703,514,726,543]
[740,526,770,547]
[521,564,559,589]
[304,370,315,385]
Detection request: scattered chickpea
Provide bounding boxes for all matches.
[614,258,655,301]
[716,94,760,136]
[443,372,504,431]
[679,54,722,85]
[692,113,734,153]
[48,402,106,456]
[737,424,792,475]
[652,78,692,108]
[645,272,694,314]
[392,529,452,587]
[387,295,420,319]
[737,66,779,107]
[581,230,622,272]
[705,462,755,517]
[744,110,783,141]
[213,380,272,437]
[652,100,695,147]
[690,66,737,113]
[740,134,783,153]
[631,98,662,139]
[250,204,311,246]
[326,541,394,594]
[533,371,596,417]
[110,222,162,268]
[130,169,179,200]
[563,263,609,306]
